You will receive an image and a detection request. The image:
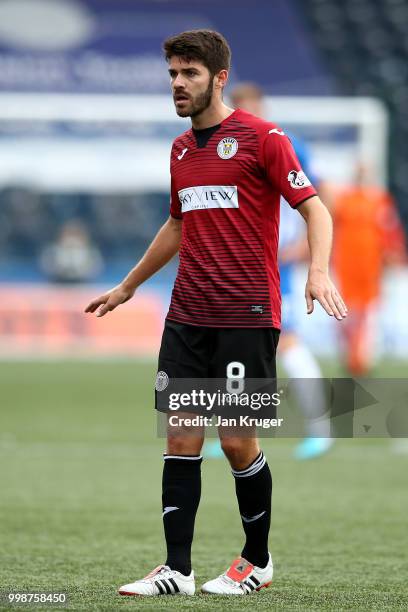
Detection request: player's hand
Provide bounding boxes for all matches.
[305,268,348,320]
[84,283,135,317]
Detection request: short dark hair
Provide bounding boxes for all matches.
[163,29,231,76]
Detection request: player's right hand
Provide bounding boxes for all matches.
[84,283,135,317]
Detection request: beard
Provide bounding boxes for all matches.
[174,80,214,118]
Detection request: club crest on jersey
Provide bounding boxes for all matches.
[217,137,238,159]
[287,170,312,189]
[155,371,169,392]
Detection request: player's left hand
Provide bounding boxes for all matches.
[305,268,348,320]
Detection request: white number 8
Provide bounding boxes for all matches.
[226,361,245,394]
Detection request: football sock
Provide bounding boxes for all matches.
[232,451,271,568]
[162,454,202,576]
[281,343,330,437]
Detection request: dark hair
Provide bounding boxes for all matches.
[163,29,231,76]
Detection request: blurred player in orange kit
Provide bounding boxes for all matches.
[332,163,406,375]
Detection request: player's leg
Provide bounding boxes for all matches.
[201,431,274,595]
[119,428,204,597]
[222,433,272,563]
[119,321,210,597]
[280,294,332,459]
[162,420,204,578]
[201,328,277,595]
[346,304,376,376]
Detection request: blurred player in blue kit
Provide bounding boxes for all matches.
[206,83,332,460]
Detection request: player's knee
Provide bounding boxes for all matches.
[220,437,259,469]
[167,435,204,456]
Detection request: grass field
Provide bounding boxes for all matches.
[1,360,408,611]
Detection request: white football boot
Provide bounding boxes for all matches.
[201,553,273,595]
[118,564,195,597]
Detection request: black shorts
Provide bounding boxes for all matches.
[155,320,279,418]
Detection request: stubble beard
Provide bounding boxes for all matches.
[175,80,214,118]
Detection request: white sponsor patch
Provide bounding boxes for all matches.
[287,170,312,189]
[178,185,239,213]
[217,137,238,159]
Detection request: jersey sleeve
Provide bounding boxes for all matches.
[169,175,182,219]
[289,133,320,187]
[259,128,317,208]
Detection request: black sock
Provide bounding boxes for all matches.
[232,451,272,568]
[162,454,202,576]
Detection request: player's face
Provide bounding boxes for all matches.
[168,56,214,118]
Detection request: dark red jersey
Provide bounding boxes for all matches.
[167,108,316,328]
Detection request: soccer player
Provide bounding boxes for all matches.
[85,30,347,597]
[331,162,406,375]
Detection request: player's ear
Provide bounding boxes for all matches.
[214,69,228,90]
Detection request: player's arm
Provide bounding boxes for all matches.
[297,196,347,320]
[259,125,347,320]
[85,216,182,317]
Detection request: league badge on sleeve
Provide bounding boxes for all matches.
[217,137,238,159]
[287,170,312,189]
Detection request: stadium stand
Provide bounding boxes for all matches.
[0,188,170,282]
[299,0,408,228]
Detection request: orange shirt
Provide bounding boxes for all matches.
[332,186,405,307]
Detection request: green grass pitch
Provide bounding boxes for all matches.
[1,360,408,610]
